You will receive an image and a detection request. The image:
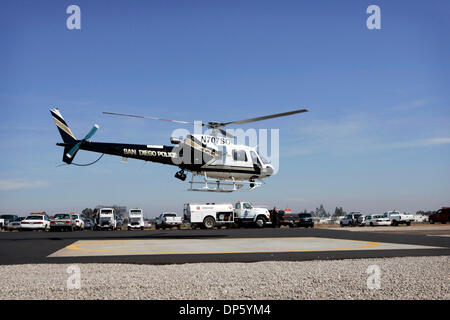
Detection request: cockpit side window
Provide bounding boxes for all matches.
[232,150,248,162]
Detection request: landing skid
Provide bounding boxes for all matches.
[188,173,263,192]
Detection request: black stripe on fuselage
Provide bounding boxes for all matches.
[58,141,260,175]
[79,142,179,166]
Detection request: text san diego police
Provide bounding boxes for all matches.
[123,148,176,158]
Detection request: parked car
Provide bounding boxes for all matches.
[298,213,314,228]
[340,212,362,227]
[0,215,19,230]
[369,214,391,226]
[21,214,50,231]
[429,207,450,224]
[83,218,94,230]
[50,213,75,231]
[71,214,84,230]
[144,219,152,228]
[362,214,388,226]
[7,217,25,231]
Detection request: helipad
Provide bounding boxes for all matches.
[48,237,442,257]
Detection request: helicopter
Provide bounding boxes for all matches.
[50,107,308,192]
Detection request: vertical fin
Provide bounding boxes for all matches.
[50,108,76,143]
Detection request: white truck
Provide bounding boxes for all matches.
[383,210,414,226]
[127,208,145,230]
[183,201,271,229]
[155,212,183,230]
[96,208,117,231]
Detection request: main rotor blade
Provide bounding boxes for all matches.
[103,112,195,125]
[219,108,308,127]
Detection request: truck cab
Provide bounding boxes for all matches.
[234,201,271,228]
[96,208,117,231]
[127,208,145,230]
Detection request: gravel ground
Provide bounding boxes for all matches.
[0,256,448,300]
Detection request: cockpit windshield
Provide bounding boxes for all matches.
[251,151,271,165]
[259,154,271,164]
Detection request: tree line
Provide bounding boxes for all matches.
[298,205,436,218]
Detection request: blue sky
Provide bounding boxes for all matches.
[0,0,449,217]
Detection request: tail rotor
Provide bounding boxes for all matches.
[65,124,99,159]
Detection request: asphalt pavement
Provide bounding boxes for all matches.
[0,227,449,265]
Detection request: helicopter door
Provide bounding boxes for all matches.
[231,149,251,168]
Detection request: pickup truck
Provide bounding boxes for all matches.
[275,211,315,228]
[155,212,183,229]
[429,207,450,224]
[276,210,299,228]
[383,211,414,226]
